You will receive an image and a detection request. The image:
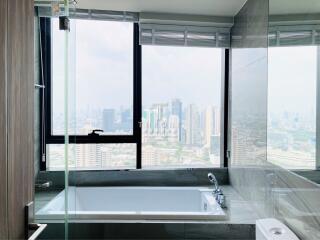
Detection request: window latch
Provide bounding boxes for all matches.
[88,129,104,137]
[226,150,231,159]
[59,16,70,31]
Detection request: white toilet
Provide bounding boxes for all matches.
[256,218,299,240]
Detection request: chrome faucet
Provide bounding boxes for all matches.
[208,172,220,193]
[208,173,227,208]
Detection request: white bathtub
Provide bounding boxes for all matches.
[36,187,227,221]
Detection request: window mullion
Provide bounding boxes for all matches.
[133,23,142,169]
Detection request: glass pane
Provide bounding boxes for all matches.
[52,19,133,135]
[52,18,69,135]
[267,46,317,169]
[47,144,136,170]
[142,46,222,168]
[36,4,74,239]
[35,18,70,234]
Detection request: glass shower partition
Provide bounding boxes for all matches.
[63,0,77,238]
[34,1,76,239]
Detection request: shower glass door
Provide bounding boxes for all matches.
[34,1,76,239]
[63,0,77,238]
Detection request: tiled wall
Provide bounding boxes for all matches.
[229,0,320,239]
[37,168,229,189]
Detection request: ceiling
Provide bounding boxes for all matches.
[270,0,320,15]
[73,0,248,17]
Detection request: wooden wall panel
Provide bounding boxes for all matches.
[0,0,8,238]
[6,0,34,238]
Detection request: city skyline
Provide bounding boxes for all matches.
[49,98,221,169]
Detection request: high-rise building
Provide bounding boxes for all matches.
[101,146,112,167]
[168,115,179,142]
[171,99,182,141]
[150,103,168,136]
[210,135,220,155]
[74,124,101,168]
[76,144,102,168]
[142,145,158,167]
[213,107,220,136]
[231,127,248,165]
[205,106,220,147]
[121,109,131,132]
[102,109,115,133]
[186,104,201,146]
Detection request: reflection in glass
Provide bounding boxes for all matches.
[268,46,316,169]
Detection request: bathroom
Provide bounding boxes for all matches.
[0,0,320,239]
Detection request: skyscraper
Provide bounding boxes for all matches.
[168,115,179,142]
[103,109,115,133]
[186,104,201,146]
[205,106,220,147]
[76,143,102,168]
[210,135,220,155]
[213,107,220,136]
[171,99,182,141]
[152,103,168,135]
[76,124,102,168]
[121,109,132,132]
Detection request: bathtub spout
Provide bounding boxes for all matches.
[208,173,227,209]
[208,173,220,194]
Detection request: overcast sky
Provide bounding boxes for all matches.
[52,19,317,119]
[52,19,222,113]
[268,46,316,118]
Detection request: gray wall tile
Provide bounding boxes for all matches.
[37,168,229,189]
[229,0,320,239]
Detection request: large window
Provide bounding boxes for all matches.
[268,46,317,169]
[44,18,138,170]
[142,46,222,168]
[52,19,134,136]
[42,17,226,170]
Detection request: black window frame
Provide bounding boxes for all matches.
[39,17,229,171]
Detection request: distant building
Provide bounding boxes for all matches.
[152,103,169,134]
[231,127,249,165]
[185,104,201,146]
[142,145,158,167]
[181,127,186,144]
[76,144,102,168]
[168,115,179,142]
[210,135,220,155]
[121,109,132,132]
[205,106,220,147]
[143,103,171,139]
[102,109,115,132]
[171,99,182,142]
[101,147,112,167]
